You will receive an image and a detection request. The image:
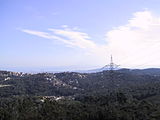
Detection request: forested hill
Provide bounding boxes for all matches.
[118,68,160,75]
[1,69,160,98]
[1,69,160,120]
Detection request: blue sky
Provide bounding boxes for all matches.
[1,0,160,71]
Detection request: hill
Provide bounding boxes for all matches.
[1,69,160,99]
[1,69,160,120]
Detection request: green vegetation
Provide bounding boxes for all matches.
[0,69,160,120]
[0,93,160,120]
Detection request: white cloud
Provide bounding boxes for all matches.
[21,26,107,55]
[106,10,160,68]
[21,10,160,68]
[21,29,80,46]
[48,28,96,49]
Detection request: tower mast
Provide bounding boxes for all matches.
[102,55,119,71]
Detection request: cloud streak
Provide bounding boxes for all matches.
[21,26,107,55]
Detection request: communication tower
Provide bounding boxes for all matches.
[102,55,120,71]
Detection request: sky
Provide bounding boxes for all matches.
[1,0,160,71]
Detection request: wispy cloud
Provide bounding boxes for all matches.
[48,28,96,49]
[21,29,77,46]
[20,10,160,68]
[21,26,107,55]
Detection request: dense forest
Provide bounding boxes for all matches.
[1,69,160,120]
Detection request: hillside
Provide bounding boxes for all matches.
[1,69,160,99]
[1,69,160,120]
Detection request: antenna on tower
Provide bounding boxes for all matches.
[101,55,120,71]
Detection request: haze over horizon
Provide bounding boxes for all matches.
[1,0,160,72]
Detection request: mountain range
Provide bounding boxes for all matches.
[1,68,160,99]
